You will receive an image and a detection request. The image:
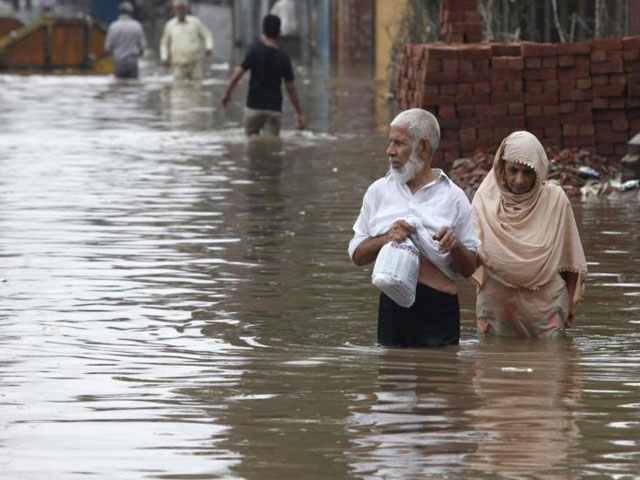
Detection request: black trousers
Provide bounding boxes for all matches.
[378,283,460,347]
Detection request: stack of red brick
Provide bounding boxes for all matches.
[440,0,483,44]
[624,37,640,150]
[395,38,640,166]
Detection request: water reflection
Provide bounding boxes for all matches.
[467,339,581,478]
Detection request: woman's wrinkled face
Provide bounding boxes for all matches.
[503,160,536,195]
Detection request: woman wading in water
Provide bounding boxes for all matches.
[472,131,587,338]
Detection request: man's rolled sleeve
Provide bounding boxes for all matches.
[348,200,371,263]
[454,200,480,253]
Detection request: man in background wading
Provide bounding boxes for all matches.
[220,14,305,136]
[160,0,213,81]
[104,2,146,79]
[348,108,479,348]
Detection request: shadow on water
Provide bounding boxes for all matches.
[0,60,639,479]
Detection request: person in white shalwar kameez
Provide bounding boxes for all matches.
[160,0,213,80]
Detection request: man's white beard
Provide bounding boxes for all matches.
[389,153,424,184]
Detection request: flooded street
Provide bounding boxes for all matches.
[1,63,639,479]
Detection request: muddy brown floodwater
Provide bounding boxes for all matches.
[1,62,639,479]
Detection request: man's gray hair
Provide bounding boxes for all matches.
[173,0,189,7]
[119,1,134,14]
[390,108,440,154]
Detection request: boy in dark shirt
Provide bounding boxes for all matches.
[221,14,305,136]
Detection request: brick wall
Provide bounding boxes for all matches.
[395,38,640,167]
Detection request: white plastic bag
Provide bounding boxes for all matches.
[371,238,420,308]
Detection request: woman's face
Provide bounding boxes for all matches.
[503,160,536,195]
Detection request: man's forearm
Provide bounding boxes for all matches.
[352,234,389,266]
[285,82,302,115]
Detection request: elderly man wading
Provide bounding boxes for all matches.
[349,108,479,348]
[160,0,213,81]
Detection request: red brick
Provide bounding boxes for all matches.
[443,129,460,140]
[460,140,480,152]
[622,36,640,50]
[609,73,627,85]
[459,70,490,82]
[492,57,511,70]
[559,102,575,114]
[591,58,624,74]
[591,38,623,51]
[524,68,557,80]
[559,89,592,102]
[439,105,457,117]
[615,144,628,155]
[563,124,580,136]
[596,130,628,143]
[525,92,559,104]
[424,71,459,84]
[473,82,491,94]
[557,64,591,79]
[508,103,525,115]
[488,104,508,116]
[442,59,459,72]
[525,80,544,93]
[592,74,609,86]
[458,60,474,73]
[542,56,558,68]
[626,61,640,72]
[543,105,560,116]
[597,144,615,155]
[420,93,456,106]
[441,84,459,95]
[525,58,542,69]
[558,55,576,67]
[426,59,443,71]
[526,105,543,116]
[561,112,594,124]
[564,135,596,147]
[439,117,460,129]
[425,44,460,60]
[593,84,626,97]
[576,78,592,89]
[543,80,560,92]
[594,110,626,121]
[493,116,526,128]
[458,105,475,117]
[579,125,595,136]
[491,92,524,103]
[475,104,490,117]
[491,43,522,56]
[610,98,626,108]
[459,127,477,141]
[590,50,608,62]
[457,93,490,104]
[544,127,563,138]
[473,59,491,71]
[522,42,557,57]
[557,42,591,55]
[612,118,629,131]
[629,84,640,96]
[458,45,492,60]
[623,49,640,61]
[528,115,560,128]
[439,139,461,150]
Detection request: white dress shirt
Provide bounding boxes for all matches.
[348,169,480,280]
[160,15,214,65]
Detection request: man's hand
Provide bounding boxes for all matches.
[205,48,212,57]
[221,92,230,108]
[433,226,460,253]
[385,220,417,243]
[297,113,306,130]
